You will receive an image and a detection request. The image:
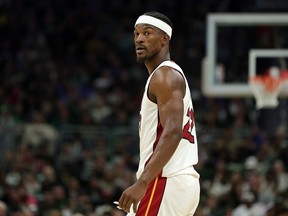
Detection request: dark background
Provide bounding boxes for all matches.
[0,0,288,215]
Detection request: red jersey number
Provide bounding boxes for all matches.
[182,108,195,144]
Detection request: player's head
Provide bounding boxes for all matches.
[134,11,173,63]
[136,11,173,38]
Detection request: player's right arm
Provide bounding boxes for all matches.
[137,65,185,186]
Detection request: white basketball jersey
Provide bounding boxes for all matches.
[136,60,199,179]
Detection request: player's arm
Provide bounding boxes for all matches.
[137,65,185,185]
[118,66,185,213]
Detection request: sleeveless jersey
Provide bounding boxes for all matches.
[136,60,199,179]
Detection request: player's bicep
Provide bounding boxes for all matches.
[158,89,184,130]
[150,68,185,130]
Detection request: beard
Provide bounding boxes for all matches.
[136,51,157,63]
[136,56,145,63]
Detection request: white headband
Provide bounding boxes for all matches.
[135,15,172,38]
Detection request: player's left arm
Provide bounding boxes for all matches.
[118,66,185,213]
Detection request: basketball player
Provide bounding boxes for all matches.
[118,11,200,216]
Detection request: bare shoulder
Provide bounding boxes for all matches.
[149,66,186,102]
[150,66,185,88]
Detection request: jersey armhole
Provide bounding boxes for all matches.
[146,64,187,102]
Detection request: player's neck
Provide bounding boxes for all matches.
[145,53,170,75]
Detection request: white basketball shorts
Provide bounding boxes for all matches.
[126,174,200,216]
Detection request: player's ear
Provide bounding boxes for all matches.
[161,34,169,46]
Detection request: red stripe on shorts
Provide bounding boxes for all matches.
[136,176,167,216]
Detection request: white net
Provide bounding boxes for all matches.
[250,78,284,109]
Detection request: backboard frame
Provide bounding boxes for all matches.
[202,13,288,97]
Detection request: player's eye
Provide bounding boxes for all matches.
[134,32,140,38]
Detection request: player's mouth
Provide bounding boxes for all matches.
[136,45,146,54]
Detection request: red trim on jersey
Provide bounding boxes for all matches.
[137,114,165,215]
[144,115,163,168]
[136,176,167,216]
[154,120,163,152]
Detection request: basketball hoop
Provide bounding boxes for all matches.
[249,67,288,109]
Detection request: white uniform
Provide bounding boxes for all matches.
[127,60,200,216]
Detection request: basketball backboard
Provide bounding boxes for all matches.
[202,13,288,97]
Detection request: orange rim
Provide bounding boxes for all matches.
[250,75,284,92]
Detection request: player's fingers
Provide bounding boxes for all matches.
[133,202,138,213]
[119,194,130,213]
[124,199,133,213]
[118,195,125,210]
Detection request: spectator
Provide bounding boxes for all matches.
[232,191,267,216]
[0,201,7,216]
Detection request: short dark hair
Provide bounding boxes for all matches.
[143,11,173,29]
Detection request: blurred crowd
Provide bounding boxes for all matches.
[1,0,288,215]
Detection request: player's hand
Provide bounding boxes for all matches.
[118,180,148,213]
